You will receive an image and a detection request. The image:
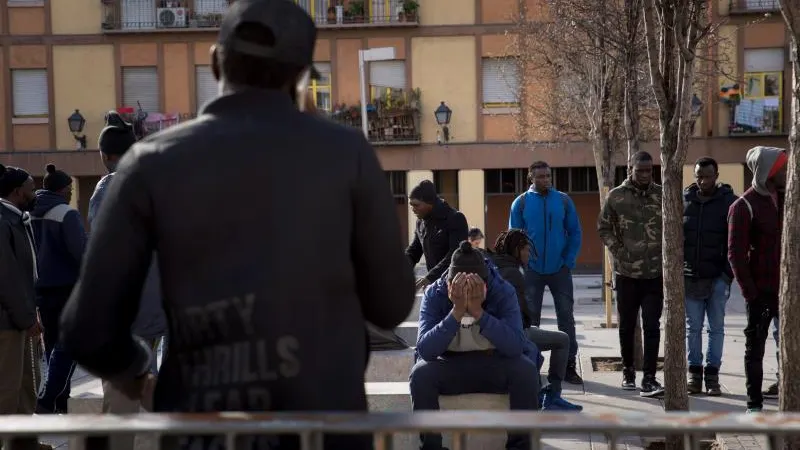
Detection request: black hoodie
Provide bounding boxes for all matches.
[489,251,533,328]
[683,182,738,280]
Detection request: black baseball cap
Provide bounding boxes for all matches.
[218,0,321,79]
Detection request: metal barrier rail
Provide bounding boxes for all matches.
[1,411,799,450]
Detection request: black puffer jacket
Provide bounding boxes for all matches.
[683,183,738,279]
[405,199,469,282]
[489,251,532,328]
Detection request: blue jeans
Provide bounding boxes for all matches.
[524,267,578,366]
[685,276,730,368]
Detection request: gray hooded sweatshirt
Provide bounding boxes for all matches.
[747,146,784,196]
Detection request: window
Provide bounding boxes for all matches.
[12,69,48,117]
[121,0,156,30]
[195,65,217,111]
[385,171,407,204]
[482,58,520,107]
[194,0,228,15]
[485,169,526,194]
[741,0,779,10]
[294,0,327,24]
[732,48,785,135]
[568,167,598,193]
[122,67,160,113]
[553,168,569,192]
[433,170,459,209]
[370,60,406,101]
[308,62,331,112]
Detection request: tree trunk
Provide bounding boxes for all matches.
[661,148,689,413]
[778,4,800,448]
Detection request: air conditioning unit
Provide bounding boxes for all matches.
[157,7,187,28]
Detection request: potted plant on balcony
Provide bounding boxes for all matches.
[402,0,419,21]
[347,0,365,23]
[326,6,336,24]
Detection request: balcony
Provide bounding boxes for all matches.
[112,107,196,139]
[101,0,419,32]
[728,0,779,14]
[327,89,422,146]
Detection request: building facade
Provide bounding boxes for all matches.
[0,0,789,270]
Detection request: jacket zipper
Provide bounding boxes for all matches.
[695,202,704,271]
[641,193,650,273]
[542,195,548,270]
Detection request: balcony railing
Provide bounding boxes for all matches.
[112,107,196,139]
[101,0,418,32]
[326,88,422,146]
[728,0,779,14]
[329,108,421,146]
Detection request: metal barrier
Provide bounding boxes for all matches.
[1,411,799,450]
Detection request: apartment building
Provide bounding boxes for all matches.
[0,0,789,269]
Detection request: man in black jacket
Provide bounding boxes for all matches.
[683,157,737,396]
[406,180,469,290]
[0,164,51,450]
[60,1,415,448]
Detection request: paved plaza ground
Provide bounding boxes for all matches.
[44,274,776,450]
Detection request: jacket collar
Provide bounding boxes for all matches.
[622,178,657,197]
[0,198,23,216]
[199,88,295,117]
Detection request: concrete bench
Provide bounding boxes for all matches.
[70,381,510,450]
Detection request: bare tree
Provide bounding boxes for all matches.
[511,0,657,362]
[642,0,712,436]
[778,2,800,443]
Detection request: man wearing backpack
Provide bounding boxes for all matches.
[728,146,787,413]
[509,160,583,385]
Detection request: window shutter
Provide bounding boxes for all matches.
[123,67,160,113]
[744,48,785,72]
[12,69,48,116]
[195,66,217,111]
[122,0,156,29]
[314,62,332,84]
[369,60,406,90]
[194,0,228,15]
[482,59,520,104]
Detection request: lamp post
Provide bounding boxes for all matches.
[358,47,396,138]
[434,101,452,145]
[67,109,87,150]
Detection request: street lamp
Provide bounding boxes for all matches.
[67,109,87,149]
[358,46,396,138]
[434,101,452,145]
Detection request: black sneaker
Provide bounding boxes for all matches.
[621,367,636,390]
[565,365,584,384]
[640,376,665,398]
[763,382,778,399]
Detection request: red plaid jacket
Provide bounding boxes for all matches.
[727,187,783,303]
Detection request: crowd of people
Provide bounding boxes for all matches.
[0,0,788,449]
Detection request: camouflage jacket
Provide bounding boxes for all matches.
[597,179,663,279]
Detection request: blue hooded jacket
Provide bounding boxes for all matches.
[416,262,543,368]
[31,190,87,288]
[509,188,582,274]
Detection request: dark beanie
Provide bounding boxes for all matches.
[449,240,489,281]
[98,125,137,156]
[0,164,31,197]
[43,164,72,192]
[410,180,438,204]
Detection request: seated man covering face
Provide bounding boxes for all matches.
[410,240,543,450]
